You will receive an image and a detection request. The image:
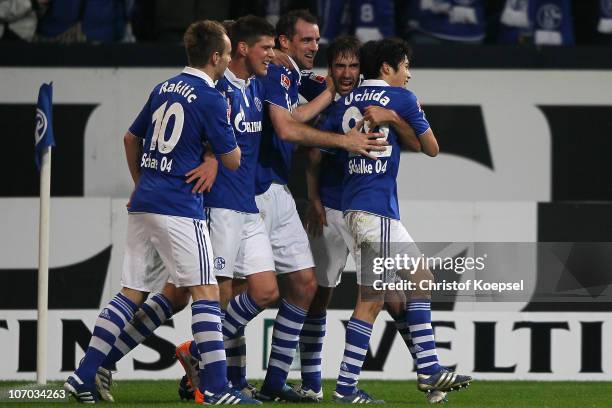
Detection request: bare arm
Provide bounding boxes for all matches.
[123,131,142,185]
[416,128,439,157]
[218,146,241,171]
[304,148,327,236]
[363,106,421,152]
[269,104,387,159]
[292,76,336,123]
[306,147,322,203]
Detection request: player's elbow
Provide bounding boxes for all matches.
[275,120,295,142]
[406,139,422,152]
[423,145,439,157]
[220,147,241,171]
[123,132,138,147]
[419,129,439,157]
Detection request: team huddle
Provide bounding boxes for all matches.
[63,9,472,405]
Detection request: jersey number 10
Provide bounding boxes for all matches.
[149,101,185,172]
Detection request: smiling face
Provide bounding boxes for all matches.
[284,18,320,70]
[386,55,411,87]
[330,53,360,96]
[245,35,275,77]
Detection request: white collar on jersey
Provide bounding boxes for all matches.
[224,68,254,90]
[182,66,216,87]
[287,55,301,77]
[360,79,390,87]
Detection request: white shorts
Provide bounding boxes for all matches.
[344,211,420,286]
[310,207,351,287]
[206,207,275,279]
[122,213,216,292]
[255,184,315,274]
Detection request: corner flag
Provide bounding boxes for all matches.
[34,82,55,385]
[35,82,55,170]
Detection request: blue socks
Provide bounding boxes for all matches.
[223,292,262,389]
[102,293,172,369]
[191,300,228,394]
[393,314,418,362]
[75,293,138,384]
[300,313,326,393]
[262,299,307,392]
[335,318,372,396]
[406,300,441,375]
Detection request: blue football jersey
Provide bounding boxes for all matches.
[299,70,328,102]
[205,70,265,213]
[255,62,300,194]
[128,67,237,219]
[322,79,430,220]
[316,97,345,211]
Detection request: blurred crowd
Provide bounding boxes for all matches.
[1,0,610,45]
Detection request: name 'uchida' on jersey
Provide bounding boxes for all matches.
[321,79,430,220]
[128,67,237,220]
[205,69,265,213]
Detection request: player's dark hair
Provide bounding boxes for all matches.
[183,20,228,67]
[222,19,235,33]
[229,15,276,57]
[360,38,412,80]
[326,35,361,68]
[276,9,318,44]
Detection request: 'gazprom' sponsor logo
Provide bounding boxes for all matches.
[233,107,262,133]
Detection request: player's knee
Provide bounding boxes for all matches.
[385,300,405,319]
[161,283,191,313]
[252,285,279,308]
[171,292,191,313]
[369,299,385,315]
[308,286,332,315]
[302,275,318,300]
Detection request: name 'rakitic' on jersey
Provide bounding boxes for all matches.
[345,89,390,106]
[159,80,198,103]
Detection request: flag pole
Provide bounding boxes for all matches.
[37,146,51,385]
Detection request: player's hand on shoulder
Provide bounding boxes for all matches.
[304,199,327,237]
[344,119,388,160]
[271,49,293,70]
[185,153,219,193]
[363,105,397,127]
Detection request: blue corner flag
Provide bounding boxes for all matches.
[34,82,55,170]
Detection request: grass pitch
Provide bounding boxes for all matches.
[1,379,611,407]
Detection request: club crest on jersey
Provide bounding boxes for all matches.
[281,74,291,90]
[254,97,263,112]
[214,257,226,270]
[537,4,563,30]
